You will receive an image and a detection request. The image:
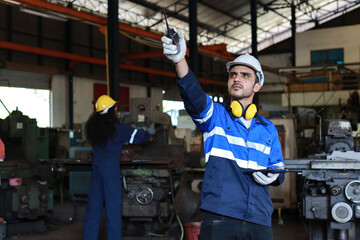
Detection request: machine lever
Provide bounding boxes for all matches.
[311,207,320,219]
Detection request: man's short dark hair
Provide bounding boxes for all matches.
[255,74,259,84]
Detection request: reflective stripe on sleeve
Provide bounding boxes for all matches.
[129,129,138,144]
[193,101,213,124]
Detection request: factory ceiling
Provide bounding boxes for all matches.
[16,0,360,54]
[0,0,359,93]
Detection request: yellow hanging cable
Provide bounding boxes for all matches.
[104,25,110,95]
[277,207,284,225]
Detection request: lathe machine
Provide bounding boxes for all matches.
[285,119,360,240]
[0,109,54,236]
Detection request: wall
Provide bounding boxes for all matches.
[51,75,67,128]
[278,24,360,108]
[51,75,163,128]
[0,69,50,89]
[281,90,359,107]
[258,53,292,113]
[296,24,360,66]
[259,53,291,93]
[123,83,163,111]
[259,94,288,113]
[73,77,97,126]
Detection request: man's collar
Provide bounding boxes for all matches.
[254,114,268,125]
[223,99,236,120]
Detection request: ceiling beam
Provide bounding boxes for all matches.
[198,0,270,39]
[6,0,296,82]
[0,40,226,86]
[123,44,233,60]
[260,1,290,21]
[128,0,223,35]
[12,0,234,61]
[126,0,241,46]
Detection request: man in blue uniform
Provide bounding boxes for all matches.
[162,31,285,240]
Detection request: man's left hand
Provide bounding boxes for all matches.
[252,172,279,185]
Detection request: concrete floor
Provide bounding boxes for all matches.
[5,202,308,240]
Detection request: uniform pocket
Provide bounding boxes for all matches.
[260,133,272,146]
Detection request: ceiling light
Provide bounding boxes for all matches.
[2,0,20,5]
[20,7,68,22]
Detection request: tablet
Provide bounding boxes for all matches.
[244,168,289,173]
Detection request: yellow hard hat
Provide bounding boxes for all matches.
[95,95,117,114]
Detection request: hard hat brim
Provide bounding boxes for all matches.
[226,62,259,73]
[99,103,116,115]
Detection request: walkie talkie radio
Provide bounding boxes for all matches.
[163,10,180,54]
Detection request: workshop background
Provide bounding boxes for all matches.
[0,0,360,240]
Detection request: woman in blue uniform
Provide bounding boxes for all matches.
[82,95,151,240]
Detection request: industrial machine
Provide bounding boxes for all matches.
[0,108,54,236]
[285,119,360,240]
[323,119,354,152]
[0,97,189,239]
[120,98,185,239]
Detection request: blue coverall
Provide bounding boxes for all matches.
[176,69,285,229]
[82,123,150,240]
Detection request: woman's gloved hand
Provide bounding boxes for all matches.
[252,172,279,185]
[146,123,156,136]
[161,30,187,63]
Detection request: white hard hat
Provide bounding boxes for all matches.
[226,53,264,87]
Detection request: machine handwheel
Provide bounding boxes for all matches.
[345,180,360,203]
[135,186,154,205]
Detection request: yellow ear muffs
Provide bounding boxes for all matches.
[230,101,243,118]
[230,101,257,120]
[244,104,257,120]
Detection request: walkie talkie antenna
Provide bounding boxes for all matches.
[162,9,180,53]
[163,10,171,36]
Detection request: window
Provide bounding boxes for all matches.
[311,49,344,66]
[0,87,50,127]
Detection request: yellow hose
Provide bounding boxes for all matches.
[104,25,110,95]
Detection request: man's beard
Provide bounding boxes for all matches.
[228,84,253,100]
